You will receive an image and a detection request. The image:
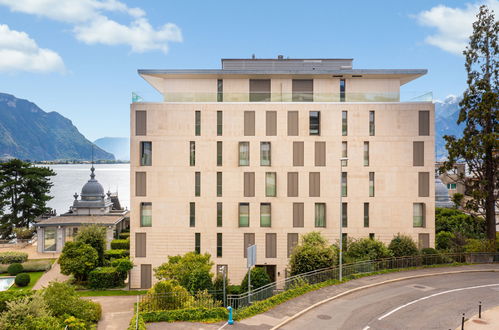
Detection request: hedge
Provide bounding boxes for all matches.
[128,304,146,330]
[111,239,130,250]
[0,291,32,313]
[119,232,130,240]
[141,307,228,323]
[88,267,125,289]
[104,249,129,260]
[0,259,53,274]
[15,273,30,287]
[0,252,28,264]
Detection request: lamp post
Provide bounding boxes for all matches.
[339,157,348,281]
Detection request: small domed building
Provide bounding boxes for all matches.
[35,166,129,253]
[435,174,454,208]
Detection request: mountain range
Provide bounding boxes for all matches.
[0,93,114,161]
[434,95,464,160]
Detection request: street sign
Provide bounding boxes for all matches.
[247,244,256,268]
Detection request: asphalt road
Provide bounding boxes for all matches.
[282,272,499,330]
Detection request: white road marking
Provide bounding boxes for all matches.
[217,322,229,330]
[362,326,370,330]
[378,283,499,320]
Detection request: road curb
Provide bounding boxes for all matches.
[271,268,499,329]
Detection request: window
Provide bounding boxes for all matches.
[265,233,277,258]
[195,172,201,196]
[293,141,304,166]
[369,172,375,197]
[260,142,271,166]
[287,233,299,257]
[315,203,326,227]
[244,111,255,136]
[195,111,201,136]
[217,79,223,102]
[341,172,347,197]
[447,183,457,189]
[369,233,375,240]
[266,111,277,136]
[190,141,195,166]
[44,227,57,252]
[413,203,425,227]
[136,172,146,196]
[364,142,369,166]
[260,203,271,227]
[342,141,348,166]
[364,203,369,227]
[369,111,375,136]
[195,233,201,254]
[287,172,299,197]
[293,203,304,227]
[135,233,146,257]
[140,202,152,227]
[244,233,255,258]
[266,172,276,197]
[239,203,249,227]
[342,111,348,136]
[292,79,313,102]
[250,79,271,102]
[419,110,430,136]
[217,111,223,135]
[217,141,223,166]
[342,233,348,248]
[309,172,320,197]
[189,202,195,227]
[217,202,222,227]
[315,142,326,166]
[217,233,223,257]
[419,172,430,197]
[217,172,222,197]
[342,202,348,227]
[140,142,152,166]
[413,142,424,166]
[340,79,346,102]
[309,111,320,135]
[136,110,146,136]
[239,142,249,166]
[288,111,299,136]
[244,172,255,197]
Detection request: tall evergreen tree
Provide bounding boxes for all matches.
[441,5,498,240]
[0,159,55,238]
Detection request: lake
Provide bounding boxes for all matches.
[40,164,130,214]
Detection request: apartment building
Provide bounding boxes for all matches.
[130,57,435,289]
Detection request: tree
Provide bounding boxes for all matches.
[240,267,271,292]
[441,5,498,240]
[288,232,336,276]
[75,225,107,266]
[0,159,55,238]
[345,238,392,262]
[388,234,419,257]
[58,241,99,282]
[436,207,486,239]
[154,252,214,292]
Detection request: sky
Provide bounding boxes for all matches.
[0,0,497,141]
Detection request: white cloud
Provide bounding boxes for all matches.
[0,0,181,54]
[0,24,65,73]
[415,0,499,55]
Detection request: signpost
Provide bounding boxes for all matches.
[217,265,227,307]
[247,244,256,304]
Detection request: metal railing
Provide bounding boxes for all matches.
[139,289,224,313]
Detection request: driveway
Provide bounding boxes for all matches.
[87,296,138,330]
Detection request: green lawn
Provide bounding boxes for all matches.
[77,289,147,297]
[0,271,44,291]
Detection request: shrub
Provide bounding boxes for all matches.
[111,257,134,274]
[388,234,419,257]
[436,231,457,251]
[141,307,228,323]
[104,249,129,260]
[345,238,392,262]
[189,290,222,309]
[154,252,214,292]
[7,263,23,275]
[119,232,130,240]
[0,291,32,313]
[227,285,242,295]
[111,239,130,250]
[13,227,34,239]
[63,316,87,330]
[464,239,496,252]
[0,252,28,264]
[0,293,62,330]
[75,225,107,266]
[128,311,146,330]
[59,241,99,282]
[0,259,53,274]
[288,232,336,276]
[421,248,438,255]
[140,280,193,311]
[88,267,124,289]
[14,273,30,287]
[240,267,271,292]
[435,207,486,239]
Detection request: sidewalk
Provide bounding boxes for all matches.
[32,260,69,290]
[458,306,499,330]
[147,264,499,329]
[86,296,138,330]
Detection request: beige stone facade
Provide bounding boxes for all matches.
[129,58,435,289]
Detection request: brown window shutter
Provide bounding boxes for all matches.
[244,111,255,136]
[293,202,304,227]
[135,172,146,196]
[418,233,430,249]
[266,233,277,258]
[418,172,430,197]
[315,142,326,166]
[135,233,146,257]
[293,142,304,166]
[288,111,299,136]
[419,111,430,136]
[288,172,299,197]
[244,172,255,197]
[140,264,152,289]
[243,233,255,258]
[136,111,147,136]
[413,141,425,166]
[309,172,320,197]
[266,111,277,136]
[287,233,299,257]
